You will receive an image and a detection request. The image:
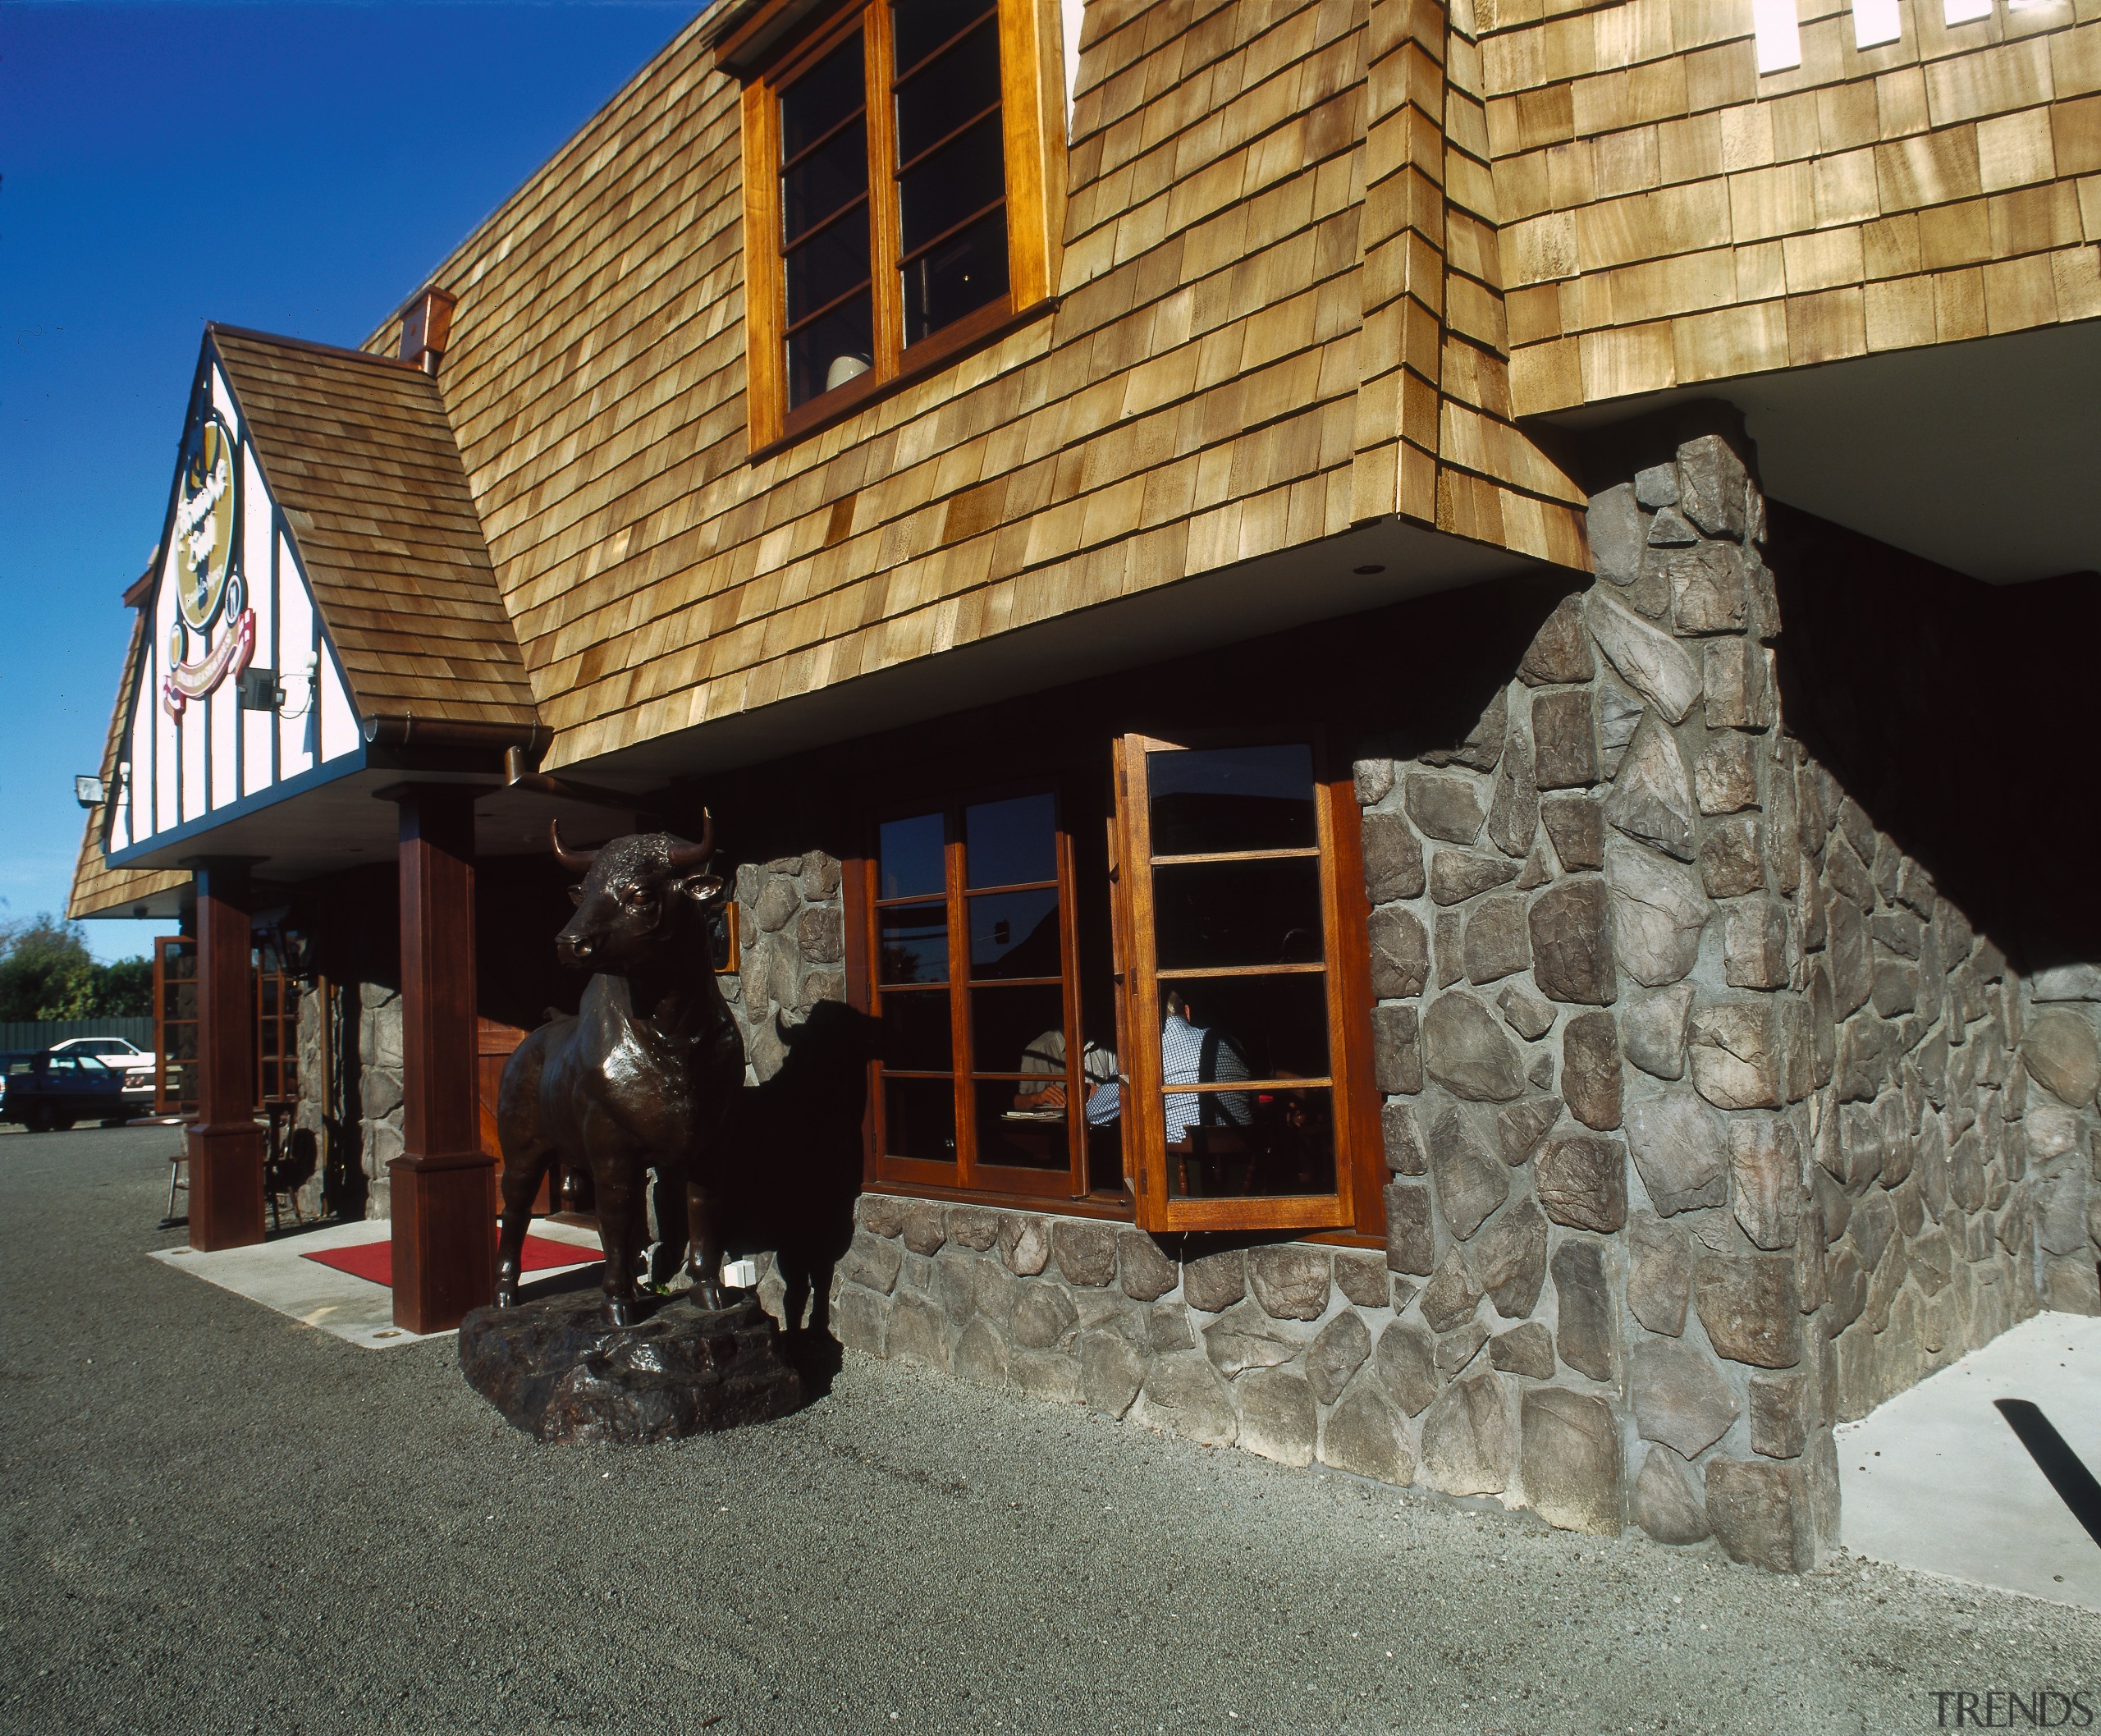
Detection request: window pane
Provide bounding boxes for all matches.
[780,32,865,160]
[880,811,946,898]
[782,117,868,246]
[904,208,1009,346]
[968,888,1060,978]
[884,1075,956,1161]
[974,1085,1070,1170]
[879,903,949,984]
[969,983,1064,1083]
[785,290,875,410]
[1158,973,1329,1082]
[785,211,872,329]
[881,988,953,1071]
[892,0,997,80]
[964,792,1056,888]
[899,111,1005,256]
[1147,744,1317,856]
[1151,857,1325,971]
[1163,1087,1335,1199]
[895,17,1000,162]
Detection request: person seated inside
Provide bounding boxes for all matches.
[1011,1029,1115,1116]
[1083,989,1251,1144]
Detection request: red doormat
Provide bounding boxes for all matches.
[301,1233,601,1289]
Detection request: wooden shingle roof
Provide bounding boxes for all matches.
[210,326,540,731]
[68,605,189,920]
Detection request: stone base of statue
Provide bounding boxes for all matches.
[458,1290,803,1443]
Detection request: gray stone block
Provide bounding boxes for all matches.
[953,1317,1009,1388]
[902,1201,948,1256]
[1406,773,1486,845]
[1425,995,1527,1103]
[1237,1368,1318,1468]
[1385,1181,1434,1276]
[1383,1101,1426,1174]
[1013,1285,1080,1351]
[1677,435,1749,539]
[1362,811,1426,904]
[1540,794,1604,871]
[1371,1318,1439,1416]
[1604,711,1697,862]
[1249,1244,1332,1321]
[1498,1096,1562,1166]
[1430,850,1521,905]
[1078,1331,1144,1418]
[1320,1383,1415,1485]
[2025,1009,2101,1107]
[1529,879,1616,1006]
[1421,1368,1513,1496]
[1429,1106,1510,1239]
[1606,845,1706,987]
[1626,1092,1729,1215]
[1728,1119,1801,1251]
[1374,1005,1424,1095]
[1421,687,1508,773]
[1370,906,1431,999]
[1139,1354,1238,1446]
[1586,593,1703,723]
[1630,1339,1737,1457]
[1693,1252,1802,1368]
[1472,1197,1548,1318]
[1537,1134,1628,1234]
[947,1204,1000,1249]
[1551,1238,1615,1381]
[1749,1372,1811,1459]
[1700,815,1765,900]
[1633,1446,1711,1544]
[1588,483,1644,584]
[1562,1010,1623,1130]
[1183,1248,1247,1312]
[1118,1230,1179,1301]
[1488,725,1540,859]
[1489,1320,1554,1377]
[1689,1001,1786,1111]
[1532,690,1599,790]
[1334,1250,1393,1308]
[1520,593,1595,685]
[1522,1388,1623,1533]
[1623,983,1694,1081]
[1463,895,1531,986]
[999,1214,1051,1276]
[886,1293,951,1370]
[1705,1458,1816,1573]
[1052,1218,1117,1287]
[1307,1311,1374,1404]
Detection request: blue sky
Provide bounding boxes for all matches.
[0,2,695,959]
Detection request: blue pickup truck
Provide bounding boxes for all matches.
[0,1051,131,1133]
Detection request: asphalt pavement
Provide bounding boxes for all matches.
[2,1124,2098,1736]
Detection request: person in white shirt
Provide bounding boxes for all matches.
[1083,989,1250,1140]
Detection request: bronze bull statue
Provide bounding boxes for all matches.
[493,818,747,1326]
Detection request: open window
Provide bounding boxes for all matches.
[1110,736,1381,1236]
[863,789,1120,1202]
[734,0,1064,448]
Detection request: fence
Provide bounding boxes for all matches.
[0,1017,156,1054]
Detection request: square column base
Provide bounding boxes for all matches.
[187,1123,266,1251]
[388,1154,497,1334]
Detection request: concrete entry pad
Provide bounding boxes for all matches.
[147,1216,602,1349]
[1839,1312,2101,1610]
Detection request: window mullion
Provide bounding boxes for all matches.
[1055,813,1087,1198]
[945,818,976,1189]
[863,0,905,385]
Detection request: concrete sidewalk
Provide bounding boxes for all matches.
[1840,1312,2101,1610]
[3,1125,2098,1736]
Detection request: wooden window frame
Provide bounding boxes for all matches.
[1111,732,1384,1239]
[738,0,1065,452]
[858,783,1101,1204]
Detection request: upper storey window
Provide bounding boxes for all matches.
[734,0,1064,448]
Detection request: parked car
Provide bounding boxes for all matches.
[0,1051,131,1132]
[48,1035,158,1097]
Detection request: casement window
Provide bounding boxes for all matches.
[1110,737,1381,1235]
[863,789,1115,1202]
[854,740,1382,1234]
[734,0,1065,447]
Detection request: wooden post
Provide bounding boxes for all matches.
[386,786,494,1334]
[186,859,264,1250]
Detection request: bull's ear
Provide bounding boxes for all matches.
[566,885,586,908]
[675,873,725,905]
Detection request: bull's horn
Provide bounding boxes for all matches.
[551,819,598,874]
[666,808,715,870]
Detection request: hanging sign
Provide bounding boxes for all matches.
[162,410,255,718]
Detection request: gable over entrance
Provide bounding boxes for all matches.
[103,325,542,877]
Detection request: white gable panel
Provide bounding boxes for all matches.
[277,531,317,780]
[153,550,180,836]
[181,664,207,823]
[318,644,356,763]
[240,446,275,796]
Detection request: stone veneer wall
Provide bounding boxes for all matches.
[817,428,2100,1573]
[724,853,847,1083]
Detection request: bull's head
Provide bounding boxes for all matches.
[551,815,725,972]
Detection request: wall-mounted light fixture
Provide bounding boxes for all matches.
[74,774,106,808]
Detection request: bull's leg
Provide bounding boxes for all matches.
[683,1177,726,1310]
[494,1147,555,1308]
[590,1153,647,1328]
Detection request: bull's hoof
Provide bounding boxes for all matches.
[602,1294,647,1329]
[495,1264,521,1308]
[688,1280,727,1312]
